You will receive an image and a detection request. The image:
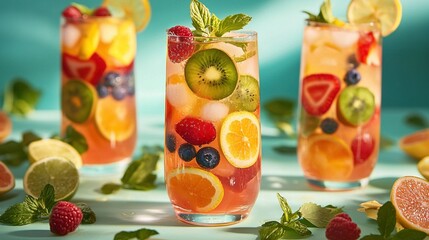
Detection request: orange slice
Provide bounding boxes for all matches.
[0,111,12,142]
[167,167,224,212]
[220,111,260,168]
[103,0,151,32]
[300,134,354,180]
[347,0,402,36]
[390,176,429,234]
[95,95,136,142]
[399,129,429,160]
[0,161,15,196]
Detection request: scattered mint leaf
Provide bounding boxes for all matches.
[272,145,296,154]
[299,203,343,228]
[2,78,41,117]
[0,140,27,166]
[377,201,396,238]
[391,229,427,240]
[216,14,252,37]
[22,131,42,146]
[75,203,96,224]
[380,135,395,150]
[101,183,122,194]
[60,125,88,154]
[259,221,287,240]
[405,114,429,129]
[38,184,56,216]
[114,228,158,240]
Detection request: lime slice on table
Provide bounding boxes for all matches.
[103,0,151,32]
[347,0,402,36]
[24,157,79,201]
[28,138,82,169]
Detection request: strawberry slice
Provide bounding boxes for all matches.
[356,32,380,66]
[62,53,106,85]
[302,73,340,116]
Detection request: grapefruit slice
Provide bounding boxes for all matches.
[0,111,12,143]
[399,129,429,160]
[0,161,15,196]
[390,176,429,234]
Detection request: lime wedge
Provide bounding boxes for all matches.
[103,0,151,32]
[24,157,79,201]
[28,139,82,169]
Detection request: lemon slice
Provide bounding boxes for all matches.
[24,157,79,201]
[103,0,151,32]
[418,156,429,181]
[28,139,82,169]
[347,0,402,36]
[220,111,260,168]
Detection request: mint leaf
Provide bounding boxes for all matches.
[114,228,158,240]
[215,14,252,37]
[392,229,427,240]
[380,135,395,150]
[360,235,385,240]
[277,193,293,222]
[121,153,160,190]
[0,140,27,166]
[273,145,296,154]
[38,184,55,214]
[299,203,342,228]
[405,114,429,129]
[101,183,122,194]
[377,201,396,238]
[190,0,211,36]
[61,125,88,154]
[22,131,42,146]
[75,203,96,224]
[259,221,287,240]
[2,78,41,117]
[0,202,38,226]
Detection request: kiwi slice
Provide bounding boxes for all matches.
[61,80,97,123]
[229,75,260,112]
[185,48,238,100]
[337,86,375,126]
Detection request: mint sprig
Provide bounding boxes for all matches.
[190,0,251,37]
[114,228,158,240]
[360,201,426,240]
[0,184,55,225]
[303,0,335,23]
[259,193,342,240]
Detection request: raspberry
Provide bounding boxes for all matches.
[175,117,216,145]
[49,201,83,236]
[93,6,111,17]
[167,26,194,63]
[62,6,82,20]
[325,213,361,240]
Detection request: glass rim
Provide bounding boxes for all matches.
[166,30,257,41]
[305,20,380,32]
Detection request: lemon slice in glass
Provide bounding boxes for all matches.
[24,157,79,201]
[28,139,82,169]
[347,0,402,36]
[103,0,151,32]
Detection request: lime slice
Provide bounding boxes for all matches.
[347,0,402,36]
[103,0,151,32]
[28,139,82,169]
[24,157,79,201]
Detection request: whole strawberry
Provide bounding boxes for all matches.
[325,213,361,240]
[168,26,194,63]
[49,201,83,236]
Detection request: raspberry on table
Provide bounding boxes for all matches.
[49,201,83,236]
[168,25,195,63]
[325,213,361,240]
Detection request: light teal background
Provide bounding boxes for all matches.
[0,0,428,119]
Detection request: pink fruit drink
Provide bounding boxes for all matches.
[60,4,137,174]
[298,21,382,190]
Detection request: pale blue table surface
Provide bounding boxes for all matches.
[1,108,429,239]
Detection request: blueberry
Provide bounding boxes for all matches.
[178,143,196,162]
[104,72,122,87]
[344,69,361,85]
[96,84,109,98]
[320,118,338,134]
[112,86,127,100]
[196,147,220,169]
[166,133,176,153]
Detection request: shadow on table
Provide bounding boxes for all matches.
[260,175,313,191]
[223,227,259,240]
[8,230,52,238]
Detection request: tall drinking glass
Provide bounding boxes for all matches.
[60,14,137,175]
[298,21,382,190]
[165,31,261,225]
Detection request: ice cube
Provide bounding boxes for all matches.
[201,102,229,122]
[331,30,359,48]
[100,23,118,44]
[62,24,81,48]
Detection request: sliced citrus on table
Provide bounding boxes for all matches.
[167,167,224,212]
[347,0,402,36]
[95,95,136,142]
[300,134,354,180]
[220,111,260,168]
[390,176,429,235]
[0,111,12,142]
[103,0,151,32]
[0,161,15,196]
[399,128,429,160]
[418,156,429,181]
[24,157,79,201]
[28,139,82,169]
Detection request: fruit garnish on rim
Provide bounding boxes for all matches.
[103,0,151,32]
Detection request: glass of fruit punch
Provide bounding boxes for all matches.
[165,0,261,225]
[60,1,150,175]
[297,0,401,190]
